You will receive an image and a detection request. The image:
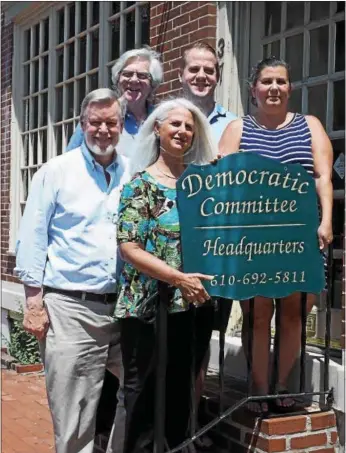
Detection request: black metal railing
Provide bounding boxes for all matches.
[152,244,335,453]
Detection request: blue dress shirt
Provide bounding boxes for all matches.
[208,103,237,144]
[15,143,130,293]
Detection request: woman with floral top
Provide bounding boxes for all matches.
[115,98,217,453]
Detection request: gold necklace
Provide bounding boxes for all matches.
[155,165,180,180]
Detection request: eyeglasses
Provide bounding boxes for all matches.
[88,120,120,130]
[120,71,152,81]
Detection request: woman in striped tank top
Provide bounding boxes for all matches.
[219,57,333,414]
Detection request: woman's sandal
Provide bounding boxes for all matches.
[246,399,269,415]
[269,389,297,414]
[245,390,269,415]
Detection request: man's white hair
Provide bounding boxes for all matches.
[129,98,217,176]
[80,88,126,122]
[111,46,163,95]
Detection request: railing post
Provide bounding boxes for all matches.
[299,292,307,393]
[154,282,169,453]
[247,298,255,396]
[271,299,281,393]
[218,298,228,415]
[324,245,333,405]
[189,304,197,438]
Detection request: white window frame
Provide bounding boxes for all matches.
[9,1,150,253]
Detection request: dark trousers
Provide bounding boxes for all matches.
[120,305,214,453]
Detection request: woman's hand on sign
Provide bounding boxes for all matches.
[317,222,333,250]
[174,272,213,305]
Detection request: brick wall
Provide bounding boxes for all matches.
[1,12,17,283]
[150,1,217,97]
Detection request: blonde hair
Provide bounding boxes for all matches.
[129,97,217,175]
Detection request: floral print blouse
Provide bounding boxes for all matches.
[115,171,189,318]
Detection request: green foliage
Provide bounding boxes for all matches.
[7,308,41,365]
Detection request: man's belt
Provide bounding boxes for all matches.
[43,287,116,304]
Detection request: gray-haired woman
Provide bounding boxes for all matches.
[67,47,163,156]
[115,98,217,452]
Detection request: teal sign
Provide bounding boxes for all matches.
[177,153,325,300]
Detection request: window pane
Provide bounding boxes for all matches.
[125,11,136,51]
[68,43,75,79]
[24,29,31,60]
[66,83,74,119]
[31,132,38,165]
[331,139,345,191]
[79,36,87,74]
[24,65,30,96]
[111,2,120,15]
[289,88,302,112]
[265,2,281,36]
[65,122,74,146]
[43,55,49,89]
[126,1,136,7]
[286,2,304,29]
[56,48,64,83]
[89,73,98,91]
[77,77,86,115]
[310,2,330,21]
[55,126,63,155]
[91,30,99,69]
[336,2,345,13]
[308,84,327,127]
[43,18,49,52]
[271,40,280,58]
[335,20,345,72]
[41,92,48,126]
[56,87,63,122]
[309,26,329,77]
[33,60,39,93]
[68,3,75,39]
[333,80,345,131]
[140,4,150,45]
[33,23,40,57]
[32,96,38,129]
[91,2,100,26]
[80,2,87,32]
[285,34,303,82]
[110,20,120,60]
[41,129,47,163]
[22,134,29,166]
[57,8,65,44]
[22,170,28,201]
[263,44,270,58]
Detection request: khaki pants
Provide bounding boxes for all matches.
[40,291,125,453]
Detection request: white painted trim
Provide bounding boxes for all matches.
[216,2,251,116]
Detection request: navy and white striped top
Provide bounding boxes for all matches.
[239,114,314,175]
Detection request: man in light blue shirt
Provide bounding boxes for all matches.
[66,47,163,156]
[15,89,130,453]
